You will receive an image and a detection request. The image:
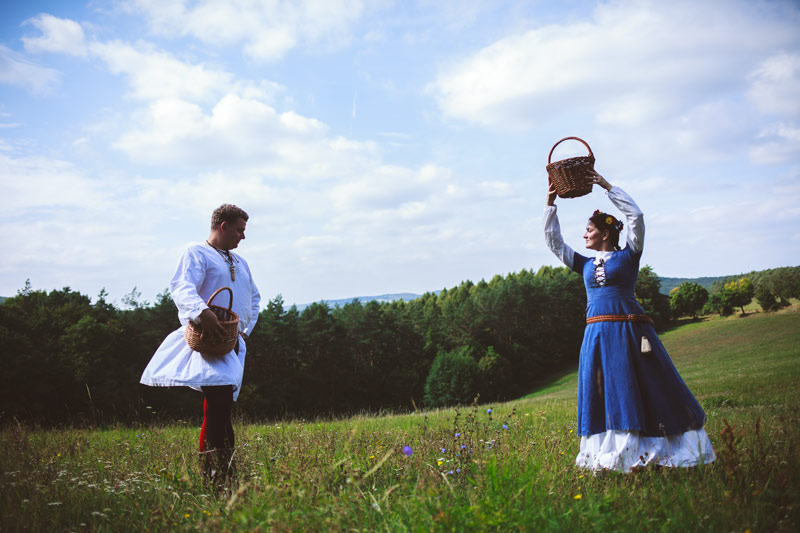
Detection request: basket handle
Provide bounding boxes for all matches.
[206,287,233,311]
[547,136,593,164]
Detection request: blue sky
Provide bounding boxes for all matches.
[1,0,799,307]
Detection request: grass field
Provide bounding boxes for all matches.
[2,308,799,531]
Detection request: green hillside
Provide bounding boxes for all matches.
[2,307,799,531]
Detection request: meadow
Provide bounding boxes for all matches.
[2,307,799,531]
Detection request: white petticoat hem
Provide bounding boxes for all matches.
[139,377,239,396]
[576,428,716,473]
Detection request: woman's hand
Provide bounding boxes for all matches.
[546,180,558,206]
[587,170,612,191]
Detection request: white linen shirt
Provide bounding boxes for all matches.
[543,186,644,269]
[140,242,261,400]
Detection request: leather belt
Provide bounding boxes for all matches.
[586,314,654,325]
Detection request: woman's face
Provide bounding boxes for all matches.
[583,221,609,251]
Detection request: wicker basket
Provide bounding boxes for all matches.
[546,136,595,198]
[184,287,240,356]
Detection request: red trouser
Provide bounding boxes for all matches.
[198,385,234,452]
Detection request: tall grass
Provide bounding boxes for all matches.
[2,308,799,531]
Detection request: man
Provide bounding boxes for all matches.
[140,204,261,487]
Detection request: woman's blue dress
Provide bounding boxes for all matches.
[572,246,706,437]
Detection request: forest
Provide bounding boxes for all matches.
[1,264,797,426]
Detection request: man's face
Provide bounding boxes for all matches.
[221,217,247,250]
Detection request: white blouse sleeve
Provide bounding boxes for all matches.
[168,246,209,325]
[607,186,645,255]
[543,205,575,269]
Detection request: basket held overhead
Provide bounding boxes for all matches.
[546,136,595,198]
[184,286,240,356]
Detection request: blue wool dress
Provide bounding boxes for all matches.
[544,186,715,471]
[572,247,705,437]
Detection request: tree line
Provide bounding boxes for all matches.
[1,264,796,426]
[667,265,800,319]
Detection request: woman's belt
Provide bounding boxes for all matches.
[586,314,654,325]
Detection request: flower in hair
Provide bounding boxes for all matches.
[593,209,623,232]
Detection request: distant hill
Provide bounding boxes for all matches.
[658,275,728,295]
[294,292,432,312]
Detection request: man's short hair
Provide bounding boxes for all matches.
[211,204,249,229]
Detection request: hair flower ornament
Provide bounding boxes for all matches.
[591,209,624,232]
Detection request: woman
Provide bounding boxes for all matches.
[544,171,715,472]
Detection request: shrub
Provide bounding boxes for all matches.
[424,346,479,408]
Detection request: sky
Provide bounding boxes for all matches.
[1,0,799,308]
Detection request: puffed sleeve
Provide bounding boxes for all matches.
[543,205,575,269]
[607,186,645,255]
[169,246,209,325]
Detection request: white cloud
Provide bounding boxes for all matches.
[0,154,105,212]
[748,124,800,165]
[111,92,374,174]
[22,13,87,56]
[747,52,800,117]
[429,0,800,130]
[329,164,445,211]
[0,45,60,93]
[125,0,367,60]
[89,40,237,102]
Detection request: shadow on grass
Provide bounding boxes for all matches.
[522,362,580,399]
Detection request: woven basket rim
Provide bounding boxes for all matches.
[547,136,593,165]
[546,137,595,199]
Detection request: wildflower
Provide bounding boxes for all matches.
[454,432,461,438]
[448,470,454,475]
[441,448,446,453]
[461,445,466,450]
[402,446,413,456]
[437,458,444,466]
[502,424,508,430]
[574,494,582,500]
[486,408,492,414]
[184,513,190,518]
